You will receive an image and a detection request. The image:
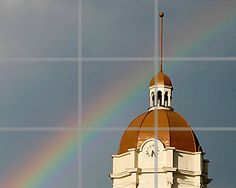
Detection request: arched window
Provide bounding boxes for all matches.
[151,92,155,106]
[164,91,168,106]
[157,91,162,106]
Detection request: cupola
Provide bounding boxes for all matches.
[149,12,173,111]
[149,71,173,111]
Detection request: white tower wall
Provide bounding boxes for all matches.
[110,139,210,188]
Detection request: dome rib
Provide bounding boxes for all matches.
[117,112,148,154]
[165,110,171,148]
[135,111,152,150]
[174,111,199,152]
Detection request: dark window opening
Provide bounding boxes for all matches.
[157,91,162,106]
[151,92,155,106]
[164,92,168,106]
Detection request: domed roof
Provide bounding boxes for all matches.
[149,71,172,87]
[118,109,202,154]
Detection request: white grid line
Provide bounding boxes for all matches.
[82,56,236,62]
[78,0,82,187]
[154,1,159,187]
[0,127,235,131]
[0,56,235,62]
[0,57,78,62]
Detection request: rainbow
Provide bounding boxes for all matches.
[0,63,152,188]
[172,8,236,57]
[82,64,153,128]
[1,7,235,188]
[0,132,78,188]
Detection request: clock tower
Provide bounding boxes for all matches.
[110,12,211,188]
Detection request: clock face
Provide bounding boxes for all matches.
[142,139,164,158]
[145,143,159,157]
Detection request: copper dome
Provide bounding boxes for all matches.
[149,71,172,87]
[118,109,202,154]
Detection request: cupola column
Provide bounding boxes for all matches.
[168,91,171,107]
[161,90,165,107]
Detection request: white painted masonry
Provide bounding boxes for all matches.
[110,139,211,188]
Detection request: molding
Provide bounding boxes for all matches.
[148,106,173,111]
[165,147,175,150]
[112,150,132,158]
[128,148,137,152]
[141,167,176,173]
[141,168,165,173]
[158,106,173,111]
[110,168,141,179]
[176,169,202,176]
[149,85,173,89]
[163,167,177,172]
[126,168,141,173]
[174,149,202,155]
[110,171,130,179]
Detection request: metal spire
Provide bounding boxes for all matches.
[159,11,164,72]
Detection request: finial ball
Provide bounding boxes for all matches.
[159,12,164,18]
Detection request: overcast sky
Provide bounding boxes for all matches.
[0,0,235,188]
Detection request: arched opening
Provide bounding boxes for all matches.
[164,91,168,106]
[157,91,162,106]
[151,92,155,106]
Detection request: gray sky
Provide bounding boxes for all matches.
[0,0,235,188]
